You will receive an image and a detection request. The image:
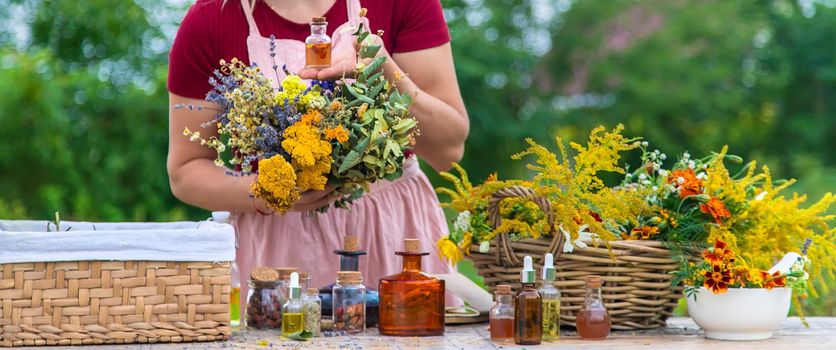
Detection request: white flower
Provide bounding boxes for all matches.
[649,153,656,160]
[642,141,649,147]
[688,160,696,169]
[454,211,471,232]
[562,225,595,253]
[652,186,658,191]
[654,163,661,171]
[660,153,667,160]
[683,151,691,160]
[654,149,660,155]
[638,173,647,181]
[696,172,707,180]
[755,191,768,201]
[658,169,668,177]
[562,228,574,253]
[677,177,685,184]
[479,241,490,253]
[701,163,708,169]
[625,173,632,179]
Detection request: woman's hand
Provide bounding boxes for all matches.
[253,185,337,213]
[298,34,387,81]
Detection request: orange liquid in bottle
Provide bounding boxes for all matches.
[305,42,331,68]
[490,317,514,342]
[378,241,445,336]
[576,309,611,340]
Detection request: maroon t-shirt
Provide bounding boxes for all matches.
[168,0,450,99]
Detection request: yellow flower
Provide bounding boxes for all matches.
[250,155,300,213]
[459,232,473,256]
[294,159,331,191]
[281,121,332,168]
[437,237,463,265]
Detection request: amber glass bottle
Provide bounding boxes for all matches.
[576,275,611,340]
[378,239,445,336]
[514,256,542,345]
[305,16,331,68]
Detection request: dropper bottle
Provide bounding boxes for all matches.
[539,253,561,340]
[281,272,305,335]
[514,256,542,345]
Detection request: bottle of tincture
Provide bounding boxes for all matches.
[489,284,514,344]
[514,256,542,345]
[539,253,561,340]
[332,271,366,334]
[378,239,446,336]
[281,272,305,336]
[305,16,332,68]
[576,275,611,340]
[319,235,379,327]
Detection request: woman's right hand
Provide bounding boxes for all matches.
[291,185,338,212]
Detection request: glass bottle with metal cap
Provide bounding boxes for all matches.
[539,253,561,340]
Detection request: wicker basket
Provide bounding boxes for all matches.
[468,186,685,330]
[0,221,233,347]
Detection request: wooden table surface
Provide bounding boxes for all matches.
[25,317,836,349]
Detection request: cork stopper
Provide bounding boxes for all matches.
[587,275,603,288]
[298,272,309,280]
[337,271,362,284]
[343,235,360,252]
[496,285,512,294]
[274,267,298,280]
[250,266,279,282]
[404,239,421,254]
[306,288,319,295]
[312,16,327,24]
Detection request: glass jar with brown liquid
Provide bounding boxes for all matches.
[489,284,514,344]
[378,239,445,336]
[576,275,611,340]
[514,256,542,345]
[305,16,331,68]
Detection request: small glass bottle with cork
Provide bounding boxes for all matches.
[245,267,282,330]
[576,275,611,340]
[319,235,379,327]
[514,256,542,345]
[281,272,305,336]
[302,287,322,337]
[489,284,514,344]
[539,253,561,340]
[332,271,366,334]
[305,16,331,68]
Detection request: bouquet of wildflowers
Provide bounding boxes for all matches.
[183,16,417,213]
[622,143,835,299]
[435,125,652,264]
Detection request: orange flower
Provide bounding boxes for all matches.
[761,271,787,290]
[325,126,349,143]
[630,226,660,240]
[668,169,702,198]
[700,197,731,224]
[702,239,734,266]
[704,265,733,294]
[300,110,322,125]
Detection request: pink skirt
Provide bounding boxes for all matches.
[231,158,458,308]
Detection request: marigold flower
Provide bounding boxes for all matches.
[703,264,733,294]
[702,239,734,266]
[668,168,702,198]
[630,226,660,240]
[250,155,300,213]
[325,126,350,143]
[761,271,787,290]
[700,197,731,224]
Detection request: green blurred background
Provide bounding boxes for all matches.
[0,0,834,314]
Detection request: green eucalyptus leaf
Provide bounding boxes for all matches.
[347,85,375,104]
[359,44,382,59]
[392,118,417,133]
[360,56,386,79]
[285,330,313,341]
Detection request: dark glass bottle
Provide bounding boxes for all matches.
[318,235,379,327]
[576,275,611,340]
[514,256,542,345]
[378,239,445,336]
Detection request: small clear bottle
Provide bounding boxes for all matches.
[514,256,542,345]
[333,271,366,334]
[245,267,282,330]
[489,284,514,344]
[230,262,241,329]
[281,272,305,336]
[302,288,322,337]
[274,267,298,314]
[539,253,561,340]
[576,275,611,340]
[305,16,332,68]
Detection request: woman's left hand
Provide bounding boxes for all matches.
[298,34,387,81]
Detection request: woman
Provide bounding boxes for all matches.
[166,0,469,306]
